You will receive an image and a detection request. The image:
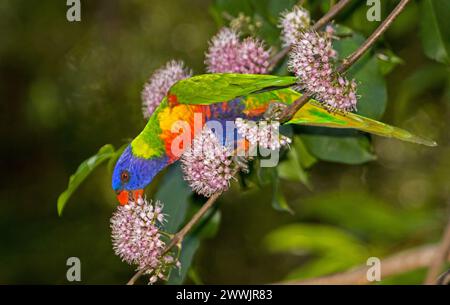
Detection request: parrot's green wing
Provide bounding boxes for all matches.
[169,73,297,105]
[252,89,437,147]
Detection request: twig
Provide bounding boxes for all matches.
[162,192,222,256]
[337,0,410,73]
[280,0,412,121]
[280,244,450,285]
[127,269,144,285]
[424,217,450,284]
[269,0,352,71]
[437,269,450,285]
[312,0,352,32]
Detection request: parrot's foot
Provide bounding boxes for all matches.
[233,155,250,173]
[263,102,288,120]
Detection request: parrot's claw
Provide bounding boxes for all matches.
[263,102,288,120]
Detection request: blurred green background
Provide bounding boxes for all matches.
[0,0,449,284]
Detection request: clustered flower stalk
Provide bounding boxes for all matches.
[229,13,262,35]
[180,116,292,198]
[235,118,292,151]
[110,198,180,284]
[180,128,238,197]
[287,30,358,111]
[141,60,192,118]
[278,5,311,47]
[205,27,270,74]
[274,4,360,112]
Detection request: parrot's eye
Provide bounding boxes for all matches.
[120,170,130,182]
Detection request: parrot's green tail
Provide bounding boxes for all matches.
[285,91,437,147]
[289,100,437,147]
[251,88,436,147]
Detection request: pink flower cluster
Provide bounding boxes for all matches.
[181,128,236,197]
[110,198,178,284]
[278,5,311,47]
[141,60,192,118]
[205,27,270,74]
[235,118,291,151]
[288,31,358,111]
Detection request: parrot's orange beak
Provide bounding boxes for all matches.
[116,189,144,206]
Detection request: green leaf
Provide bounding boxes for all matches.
[211,0,253,21]
[264,223,368,280]
[379,268,428,285]
[350,56,387,119]
[211,0,297,46]
[250,0,297,27]
[285,253,361,281]
[252,164,293,213]
[107,143,129,173]
[296,191,434,243]
[376,50,404,76]
[272,168,293,214]
[195,209,222,239]
[255,161,275,186]
[295,136,317,169]
[264,223,367,257]
[301,128,376,165]
[167,203,222,284]
[420,0,450,64]
[278,136,316,188]
[394,64,449,120]
[262,0,298,18]
[156,164,192,234]
[187,267,204,285]
[57,144,116,216]
[278,149,309,185]
[168,235,200,284]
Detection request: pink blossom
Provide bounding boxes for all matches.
[110,198,178,283]
[278,6,311,47]
[288,31,358,111]
[235,118,291,151]
[141,60,192,118]
[180,128,237,197]
[205,27,270,74]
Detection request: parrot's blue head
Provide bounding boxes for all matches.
[112,145,169,205]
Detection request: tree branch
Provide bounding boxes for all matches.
[126,268,145,285]
[163,192,222,256]
[424,216,450,284]
[280,0,412,121]
[280,244,450,285]
[336,0,410,73]
[269,0,352,71]
[312,0,352,31]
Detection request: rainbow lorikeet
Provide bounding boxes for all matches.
[112,74,435,204]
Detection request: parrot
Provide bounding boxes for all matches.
[112,73,436,205]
